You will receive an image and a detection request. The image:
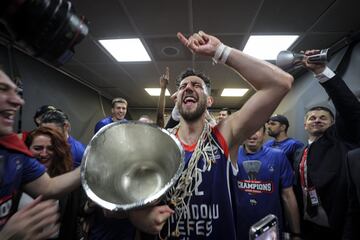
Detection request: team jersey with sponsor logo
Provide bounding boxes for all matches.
[167,126,237,240]
[0,148,45,229]
[234,146,293,240]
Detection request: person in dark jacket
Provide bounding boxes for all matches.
[293,50,360,239]
[345,148,360,240]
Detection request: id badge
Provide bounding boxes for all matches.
[309,189,319,206]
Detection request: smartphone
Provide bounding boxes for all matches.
[249,214,279,240]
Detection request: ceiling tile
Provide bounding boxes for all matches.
[193,0,263,34]
[252,0,335,32]
[145,37,192,61]
[123,0,189,35]
[73,0,136,38]
[292,33,347,52]
[311,0,360,32]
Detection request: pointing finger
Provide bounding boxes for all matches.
[177,32,189,46]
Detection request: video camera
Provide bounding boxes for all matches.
[0,0,88,66]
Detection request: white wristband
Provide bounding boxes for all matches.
[220,46,232,64]
[212,43,225,65]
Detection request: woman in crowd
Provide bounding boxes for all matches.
[20,126,83,239]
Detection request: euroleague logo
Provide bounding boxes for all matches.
[237,179,274,194]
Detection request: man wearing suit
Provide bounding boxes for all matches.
[346,148,360,239]
[292,50,360,239]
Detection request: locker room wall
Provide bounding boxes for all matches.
[0,44,112,145]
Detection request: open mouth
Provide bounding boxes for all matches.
[0,109,16,124]
[183,95,197,106]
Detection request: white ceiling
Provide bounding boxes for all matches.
[49,0,360,109]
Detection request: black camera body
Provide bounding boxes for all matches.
[0,0,88,66]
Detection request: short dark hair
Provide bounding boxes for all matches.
[305,106,334,121]
[176,68,211,94]
[268,114,289,132]
[33,105,57,126]
[40,110,68,127]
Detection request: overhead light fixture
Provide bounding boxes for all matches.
[243,35,299,60]
[145,88,171,96]
[221,88,249,97]
[99,38,151,62]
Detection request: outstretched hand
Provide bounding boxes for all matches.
[177,31,221,57]
[302,49,326,75]
[0,196,60,240]
[128,204,174,235]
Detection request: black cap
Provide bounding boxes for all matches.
[268,114,289,128]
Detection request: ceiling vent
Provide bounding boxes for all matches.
[161,46,179,56]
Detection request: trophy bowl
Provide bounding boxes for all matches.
[81,121,184,211]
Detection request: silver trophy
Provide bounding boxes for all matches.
[276,48,329,72]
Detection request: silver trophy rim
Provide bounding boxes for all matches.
[80,120,184,211]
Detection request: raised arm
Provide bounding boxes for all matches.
[302,49,360,143]
[156,67,169,128]
[178,31,293,161]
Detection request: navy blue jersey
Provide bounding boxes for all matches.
[67,135,85,168]
[0,148,45,229]
[94,116,113,134]
[264,138,304,165]
[94,117,128,134]
[167,127,237,240]
[235,146,293,239]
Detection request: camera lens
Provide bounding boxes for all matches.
[0,0,88,66]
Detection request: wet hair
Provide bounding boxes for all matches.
[25,127,73,177]
[176,68,211,95]
[112,97,128,108]
[40,110,68,128]
[33,105,57,126]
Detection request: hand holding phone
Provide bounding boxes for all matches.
[249,214,279,240]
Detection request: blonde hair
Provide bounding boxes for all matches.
[112,97,127,108]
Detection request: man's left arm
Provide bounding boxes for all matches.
[281,187,301,239]
[22,167,81,199]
